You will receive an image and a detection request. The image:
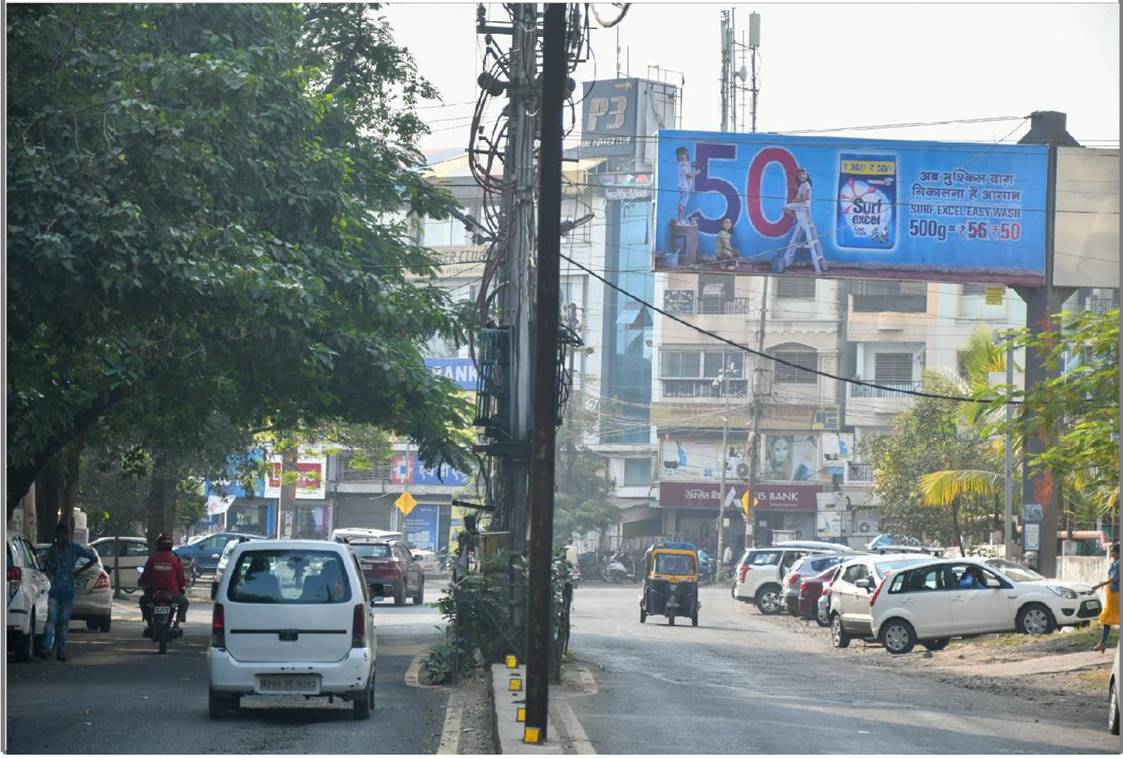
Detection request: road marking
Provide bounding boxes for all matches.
[552,696,596,754]
[436,688,465,754]
[405,652,424,688]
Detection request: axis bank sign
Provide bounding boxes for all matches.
[660,482,820,512]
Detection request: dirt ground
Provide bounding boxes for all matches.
[764,606,1114,722]
[455,668,497,754]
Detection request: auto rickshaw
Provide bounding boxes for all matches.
[639,541,700,626]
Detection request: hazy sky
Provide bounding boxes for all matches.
[382,2,1119,159]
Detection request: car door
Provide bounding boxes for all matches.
[398,544,420,593]
[947,563,1014,633]
[838,562,871,631]
[119,540,150,589]
[15,538,50,632]
[891,565,954,637]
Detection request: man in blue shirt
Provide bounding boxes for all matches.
[39,522,98,661]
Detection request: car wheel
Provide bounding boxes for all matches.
[208,689,237,720]
[816,605,831,628]
[755,586,781,615]
[353,671,375,720]
[1109,677,1120,736]
[921,638,949,651]
[691,611,698,627]
[639,608,646,624]
[394,584,406,607]
[13,611,34,662]
[1016,603,1056,635]
[730,583,737,599]
[831,614,851,649]
[413,580,425,606]
[881,618,917,655]
[668,614,675,626]
[99,616,112,633]
[86,619,99,631]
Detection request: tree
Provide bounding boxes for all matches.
[553,400,618,548]
[7,4,470,514]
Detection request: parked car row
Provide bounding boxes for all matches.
[734,543,1102,655]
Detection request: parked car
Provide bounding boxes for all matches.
[866,533,945,557]
[781,553,859,615]
[799,565,842,626]
[207,540,377,719]
[733,541,854,614]
[7,534,50,661]
[331,528,403,543]
[828,553,932,649]
[409,548,440,574]
[814,565,842,627]
[89,536,151,592]
[211,535,267,600]
[981,558,1101,629]
[1110,645,1120,735]
[176,531,262,575]
[869,558,1104,654]
[346,540,425,606]
[35,544,112,632]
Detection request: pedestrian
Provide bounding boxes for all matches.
[1091,541,1119,653]
[722,544,734,568]
[40,522,98,661]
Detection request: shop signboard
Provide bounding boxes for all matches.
[660,482,820,511]
[404,505,440,552]
[425,358,478,391]
[390,455,470,486]
[653,130,1048,284]
[263,455,327,500]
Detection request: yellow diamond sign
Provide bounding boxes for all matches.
[741,490,751,517]
[394,491,418,517]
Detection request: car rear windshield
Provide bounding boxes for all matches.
[350,544,393,559]
[747,550,781,566]
[227,550,352,604]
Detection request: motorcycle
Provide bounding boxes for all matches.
[136,567,183,654]
[602,553,638,584]
[698,555,717,585]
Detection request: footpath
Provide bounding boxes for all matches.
[490,662,597,754]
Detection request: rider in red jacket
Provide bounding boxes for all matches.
[139,533,189,632]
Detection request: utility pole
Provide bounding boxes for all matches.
[525,2,565,743]
[719,10,733,132]
[747,278,769,546]
[713,365,733,567]
[748,12,760,133]
[1004,335,1014,559]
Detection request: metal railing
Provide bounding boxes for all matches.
[698,296,752,315]
[662,379,748,399]
[851,294,927,313]
[847,462,874,482]
[1089,296,1119,314]
[848,380,919,398]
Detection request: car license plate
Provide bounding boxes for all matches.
[257,675,320,694]
[1086,600,1101,611]
[153,606,171,615]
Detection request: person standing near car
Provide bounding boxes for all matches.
[39,522,98,662]
[1092,541,1119,653]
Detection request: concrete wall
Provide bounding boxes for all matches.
[1057,555,1110,586]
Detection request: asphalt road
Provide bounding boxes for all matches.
[562,583,1119,754]
[5,582,451,754]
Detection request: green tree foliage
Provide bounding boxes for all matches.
[554,405,618,547]
[7,4,470,512]
[858,373,996,549]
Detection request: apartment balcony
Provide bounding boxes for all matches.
[844,380,919,427]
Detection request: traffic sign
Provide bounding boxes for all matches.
[395,491,418,517]
[741,490,751,516]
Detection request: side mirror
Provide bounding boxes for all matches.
[211,553,221,559]
[410,553,419,562]
[855,577,872,591]
[135,566,144,575]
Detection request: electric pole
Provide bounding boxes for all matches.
[714,365,734,569]
[525,2,566,742]
[747,278,769,546]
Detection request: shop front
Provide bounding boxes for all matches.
[659,481,822,550]
[749,483,822,546]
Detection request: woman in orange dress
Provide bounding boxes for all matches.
[1092,541,1119,653]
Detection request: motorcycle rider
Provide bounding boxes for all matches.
[138,532,189,637]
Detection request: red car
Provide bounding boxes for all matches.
[347,540,425,606]
[800,565,842,626]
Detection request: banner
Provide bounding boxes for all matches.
[653,131,1048,284]
[404,505,440,552]
[263,455,326,500]
[390,454,470,486]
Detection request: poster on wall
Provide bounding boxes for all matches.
[404,505,440,552]
[652,131,1048,284]
[761,434,819,482]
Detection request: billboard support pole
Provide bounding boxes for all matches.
[1014,111,1079,578]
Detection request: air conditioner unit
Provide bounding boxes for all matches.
[735,462,750,479]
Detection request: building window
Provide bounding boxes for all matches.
[697,274,748,314]
[660,349,747,398]
[962,283,988,296]
[660,350,701,379]
[703,351,743,379]
[775,277,816,299]
[623,458,652,486]
[851,280,927,313]
[773,349,818,384]
[874,352,915,384]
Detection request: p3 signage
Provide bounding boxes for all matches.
[580,79,640,156]
[653,130,1048,285]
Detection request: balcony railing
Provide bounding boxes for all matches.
[699,296,752,315]
[849,380,919,399]
[1089,296,1119,314]
[663,290,752,316]
[847,462,874,482]
[340,462,394,482]
[851,294,927,313]
[662,379,749,399]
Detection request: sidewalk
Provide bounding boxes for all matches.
[490,663,596,754]
[943,649,1115,679]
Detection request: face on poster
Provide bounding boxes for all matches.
[653,131,1048,284]
[762,434,819,482]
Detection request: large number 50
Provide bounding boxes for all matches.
[692,143,801,238]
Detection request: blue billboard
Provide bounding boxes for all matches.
[404,505,441,552]
[425,358,478,391]
[653,131,1048,284]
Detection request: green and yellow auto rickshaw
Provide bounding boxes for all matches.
[639,542,700,626]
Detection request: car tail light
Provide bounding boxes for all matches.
[7,566,21,599]
[869,573,891,607]
[352,603,366,648]
[212,603,225,648]
[787,573,800,588]
[738,565,749,584]
[799,581,809,599]
[92,571,111,590]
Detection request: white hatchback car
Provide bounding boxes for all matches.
[207,540,377,719]
[6,535,50,661]
[870,558,1101,654]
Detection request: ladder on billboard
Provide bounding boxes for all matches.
[775,209,826,274]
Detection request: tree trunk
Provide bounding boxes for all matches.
[278,446,298,539]
[33,444,82,541]
[950,500,964,555]
[145,449,176,549]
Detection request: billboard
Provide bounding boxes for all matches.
[263,455,327,500]
[390,454,470,487]
[404,505,440,552]
[425,358,478,391]
[653,131,1048,284]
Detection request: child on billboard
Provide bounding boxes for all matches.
[715,217,739,269]
[675,146,701,224]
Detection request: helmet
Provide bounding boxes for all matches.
[156,532,174,550]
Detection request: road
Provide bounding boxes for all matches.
[561,583,1118,754]
[5,582,452,754]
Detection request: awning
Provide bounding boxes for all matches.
[563,157,607,194]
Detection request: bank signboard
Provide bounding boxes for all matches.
[653,130,1048,284]
[660,482,820,512]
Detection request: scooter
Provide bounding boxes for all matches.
[602,553,637,584]
[136,567,183,654]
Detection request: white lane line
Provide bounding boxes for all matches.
[404,652,424,688]
[436,688,465,754]
[552,696,596,754]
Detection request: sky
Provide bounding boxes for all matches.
[381,2,1120,160]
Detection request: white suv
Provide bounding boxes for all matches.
[207,540,377,719]
[733,541,853,614]
[870,558,1101,654]
[7,534,50,661]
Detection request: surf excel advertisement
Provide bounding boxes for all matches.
[652,131,1049,284]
